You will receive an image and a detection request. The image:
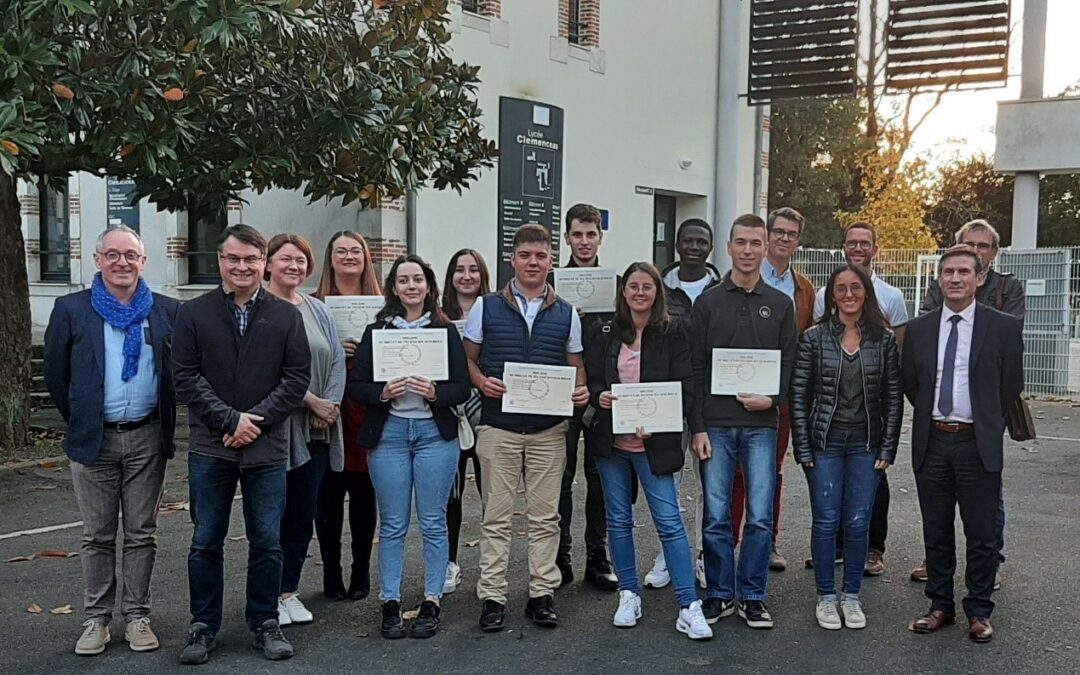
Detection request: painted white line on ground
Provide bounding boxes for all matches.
[0,494,243,542]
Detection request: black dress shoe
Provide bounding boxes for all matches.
[556,554,574,587]
[348,571,370,601]
[410,600,441,639]
[584,555,619,591]
[525,595,559,627]
[479,600,506,633]
[381,600,406,639]
[323,569,347,601]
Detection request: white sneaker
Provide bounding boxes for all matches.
[277,599,292,626]
[815,597,842,630]
[676,600,714,640]
[443,561,462,595]
[841,598,866,629]
[695,555,707,589]
[74,619,110,656]
[613,590,642,628]
[280,595,313,625]
[644,553,671,588]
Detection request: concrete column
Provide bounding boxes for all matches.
[1011,0,1047,249]
[711,0,740,274]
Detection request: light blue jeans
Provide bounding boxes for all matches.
[699,426,778,602]
[595,449,698,608]
[367,415,459,602]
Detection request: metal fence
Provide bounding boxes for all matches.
[795,247,1080,401]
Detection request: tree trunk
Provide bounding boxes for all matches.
[0,175,32,451]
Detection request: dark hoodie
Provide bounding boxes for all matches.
[661,260,723,323]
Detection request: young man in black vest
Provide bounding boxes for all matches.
[554,203,618,590]
[463,224,590,631]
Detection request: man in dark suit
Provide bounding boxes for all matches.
[902,245,1024,644]
[44,225,180,657]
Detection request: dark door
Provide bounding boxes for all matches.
[653,195,676,269]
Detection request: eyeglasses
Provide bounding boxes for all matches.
[961,241,996,252]
[333,247,365,258]
[219,254,264,266]
[99,250,144,263]
[844,241,874,251]
[770,228,800,242]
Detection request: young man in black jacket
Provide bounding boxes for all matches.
[689,214,798,629]
[172,224,311,665]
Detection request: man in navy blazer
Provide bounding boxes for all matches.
[44,225,180,657]
[901,245,1024,644]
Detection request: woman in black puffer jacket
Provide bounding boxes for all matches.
[790,263,903,632]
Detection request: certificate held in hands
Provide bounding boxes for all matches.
[711,348,781,396]
[554,267,617,313]
[325,295,384,340]
[502,362,576,417]
[611,382,684,434]
[372,329,449,382]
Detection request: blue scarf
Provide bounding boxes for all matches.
[91,273,154,381]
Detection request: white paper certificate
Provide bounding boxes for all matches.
[324,296,384,340]
[554,267,617,313]
[711,348,781,396]
[372,329,449,382]
[501,362,576,417]
[611,382,684,434]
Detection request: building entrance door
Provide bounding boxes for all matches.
[653,195,676,269]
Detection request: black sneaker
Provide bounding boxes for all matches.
[381,600,406,639]
[524,595,559,627]
[479,599,506,633]
[702,597,736,624]
[737,600,774,629]
[556,554,574,587]
[409,600,441,639]
[252,619,294,661]
[178,623,215,665]
[584,555,619,592]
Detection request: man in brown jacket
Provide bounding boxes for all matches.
[730,207,815,572]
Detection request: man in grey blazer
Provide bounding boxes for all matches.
[44,225,180,656]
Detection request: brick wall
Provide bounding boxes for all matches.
[166,237,189,259]
[558,0,600,47]
[367,237,408,264]
[451,0,501,17]
[69,239,82,261]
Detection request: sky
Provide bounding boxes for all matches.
[899,0,1080,165]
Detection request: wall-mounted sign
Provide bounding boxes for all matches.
[497,97,564,286]
[635,185,655,196]
[1026,278,1047,297]
[106,177,140,231]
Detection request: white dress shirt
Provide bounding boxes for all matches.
[933,300,976,423]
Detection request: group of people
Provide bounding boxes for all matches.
[42,203,1026,664]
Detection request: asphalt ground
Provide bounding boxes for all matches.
[1,403,1078,674]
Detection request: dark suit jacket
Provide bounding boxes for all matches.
[43,289,181,465]
[901,303,1024,473]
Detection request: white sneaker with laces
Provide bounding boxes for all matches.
[74,619,111,656]
[841,597,866,629]
[816,597,842,630]
[277,599,292,626]
[644,553,670,588]
[695,555,707,589]
[443,561,462,595]
[613,590,642,628]
[676,600,714,640]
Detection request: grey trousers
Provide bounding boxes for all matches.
[70,422,167,622]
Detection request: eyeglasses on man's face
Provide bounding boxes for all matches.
[770,228,800,242]
[844,240,874,251]
[219,254,264,267]
[961,241,996,252]
[98,250,145,264]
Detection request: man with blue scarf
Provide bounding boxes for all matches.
[44,225,181,657]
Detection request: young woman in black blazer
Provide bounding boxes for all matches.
[347,255,470,640]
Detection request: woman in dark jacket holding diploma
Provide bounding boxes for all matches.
[586,262,712,641]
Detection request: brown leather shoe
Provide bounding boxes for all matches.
[910,560,928,582]
[864,550,885,577]
[968,617,994,643]
[908,610,956,633]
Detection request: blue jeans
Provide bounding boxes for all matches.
[699,426,777,602]
[367,416,459,602]
[596,450,697,608]
[804,429,880,597]
[280,442,330,594]
[187,453,286,633]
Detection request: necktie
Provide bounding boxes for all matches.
[938,314,963,417]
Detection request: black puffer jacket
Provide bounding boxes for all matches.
[789,317,903,464]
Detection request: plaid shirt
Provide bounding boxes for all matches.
[227,287,261,336]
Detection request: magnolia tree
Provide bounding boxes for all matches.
[0,0,497,448]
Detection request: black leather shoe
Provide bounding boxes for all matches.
[381,601,406,639]
[556,554,574,587]
[525,595,559,627]
[410,600,441,639]
[584,555,619,592]
[323,567,347,601]
[479,600,506,633]
[348,567,370,601]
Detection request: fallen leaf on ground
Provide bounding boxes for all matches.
[37,550,77,558]
[27,603,43,614]
[32,485,58,490]
[160,500,189,512]
[402,609,420,620]
[357,631,369,638]
[37,461,60,470]
[6,555,35,563]
[50,605,73,615]
[464,539,479,548]
[228,536,246,542]
[684,657,712,666]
